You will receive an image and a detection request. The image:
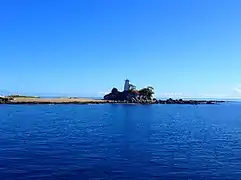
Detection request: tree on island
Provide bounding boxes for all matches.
[138,86,154,100]
[128,84,136,92]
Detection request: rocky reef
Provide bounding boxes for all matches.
[153,98,224,105]
[103,88,224,105]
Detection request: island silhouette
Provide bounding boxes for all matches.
[0,79,224,105]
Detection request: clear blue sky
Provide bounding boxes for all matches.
[1,0,241,98]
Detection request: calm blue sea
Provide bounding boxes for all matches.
[1,103,241,179]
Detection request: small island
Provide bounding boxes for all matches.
[104,79,155,103]
[103,79,225,105]
[0,80,224,105]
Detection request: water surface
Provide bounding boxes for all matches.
[1,103,241,179]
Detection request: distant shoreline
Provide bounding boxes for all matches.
[0,96,225,105]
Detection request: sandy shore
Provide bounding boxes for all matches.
[8,97,106,104]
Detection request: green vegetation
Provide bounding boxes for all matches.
[128,85,155,99]
[138,86,154,100]
[7,95,40,98]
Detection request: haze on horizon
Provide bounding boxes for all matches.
[1,0,241,99]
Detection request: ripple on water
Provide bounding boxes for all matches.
[1,104,241,179]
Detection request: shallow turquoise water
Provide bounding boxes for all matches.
[1,103,241,179]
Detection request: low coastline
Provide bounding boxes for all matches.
[0,97,225,105]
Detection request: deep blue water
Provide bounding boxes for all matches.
[1,103,241,179]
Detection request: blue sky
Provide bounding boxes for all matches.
[1,0,241,98]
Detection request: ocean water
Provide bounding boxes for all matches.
[1,103,241,179]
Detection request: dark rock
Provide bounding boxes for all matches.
[206,101,215,104]
[0,97,11,104]
[111,88,119,93]
[104,88,150,103]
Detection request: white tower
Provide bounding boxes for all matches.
[124,79,130,91]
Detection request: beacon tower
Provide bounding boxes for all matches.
[124,79,130,91]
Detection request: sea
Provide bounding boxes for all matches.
[1,103,241,179]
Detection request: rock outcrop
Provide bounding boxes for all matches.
[104,88,150,103]
[0,97,12,104]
